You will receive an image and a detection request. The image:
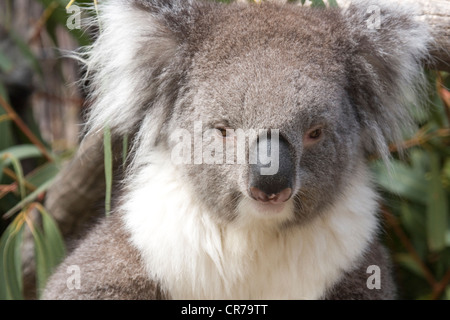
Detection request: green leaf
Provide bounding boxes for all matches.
[29,205,65,297]
[31,223,50,292]
[3,176,56,219]
[35,0,92,47]
[426,152,448,252]
[372,159,428,205]
[443,158,450,186]
[0,51,13,72]
[8,154,26,199]
[0,144,42,162]
[446,230,450,247]
[0,83,14,151]
[104,125,113,216]
[310,0,326,8]
[40,208,66,273]
[26,162,60,187]
[395,253,425,279]
[0,219,25,300]
[327,0,339,7]
[399,201,426,241]
[0,145,43,182]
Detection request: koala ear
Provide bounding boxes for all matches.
[342,0,431,161]
[81,0,198,136]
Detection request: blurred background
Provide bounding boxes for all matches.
[1,0,449,300]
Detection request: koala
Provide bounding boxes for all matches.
[42,0,431,299]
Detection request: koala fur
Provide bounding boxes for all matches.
[42,0,430,299]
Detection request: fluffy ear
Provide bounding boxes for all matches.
[342,0,431,161]
[81,0,200,136]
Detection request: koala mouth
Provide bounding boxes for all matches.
[238,194,295,220]
[251,200,289,214]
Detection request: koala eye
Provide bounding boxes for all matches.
[304,125,324,146]
[309,128,322,139]
[214,125,233,138]
[218,128,228,137]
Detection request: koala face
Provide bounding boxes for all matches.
[84,0,429,227]
[158,5,365,225]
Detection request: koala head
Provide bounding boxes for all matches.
[83,0,430,226]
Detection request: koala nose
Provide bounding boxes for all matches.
[250,186,292,204]
[248,133,294,203]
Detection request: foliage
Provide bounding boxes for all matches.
[371,72,450,300]
[0,0,88,299]
[0,0,449,300]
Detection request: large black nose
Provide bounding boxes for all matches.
[249,133,294,204]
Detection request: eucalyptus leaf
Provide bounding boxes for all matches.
[40,208,66,271]
[395,253,425,279]
[31,223,50,293]
[327,0,339,7]
[0,51,13,72]
[0,82,14,151]
[372,159,428,205]
[104,125,112,216]
[310,0,326,8]
[426,152,448,252]
[0,144,42,162]
[0,220,25,300]
[30,206,66,297]
[26,162,60,187]
[3,176,56,219]
[399,201,426,241]
[0,145,43,182]
[8,155,26,199]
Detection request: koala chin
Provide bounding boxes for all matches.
[42,0,431,300]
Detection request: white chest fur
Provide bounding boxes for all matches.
[122,159,379,299]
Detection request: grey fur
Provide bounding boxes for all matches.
[42,0,430,300]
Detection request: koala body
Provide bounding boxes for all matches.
[42,0,430,299]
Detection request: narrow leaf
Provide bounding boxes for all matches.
[0,51,13,72]
[426,152,448,252]
[372,159,428,205]
[3,176,56,219]
[310,0,326,8]
[0,83,15,151]
[39,206,66,270]
[31,224,50,292]
[395,253,425,279]
[104,125,113,216]
[0,219,25,299]
[327,0,339,7]
[26,162,59,187]
[8,155,26,199]
[0,145,42,163]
